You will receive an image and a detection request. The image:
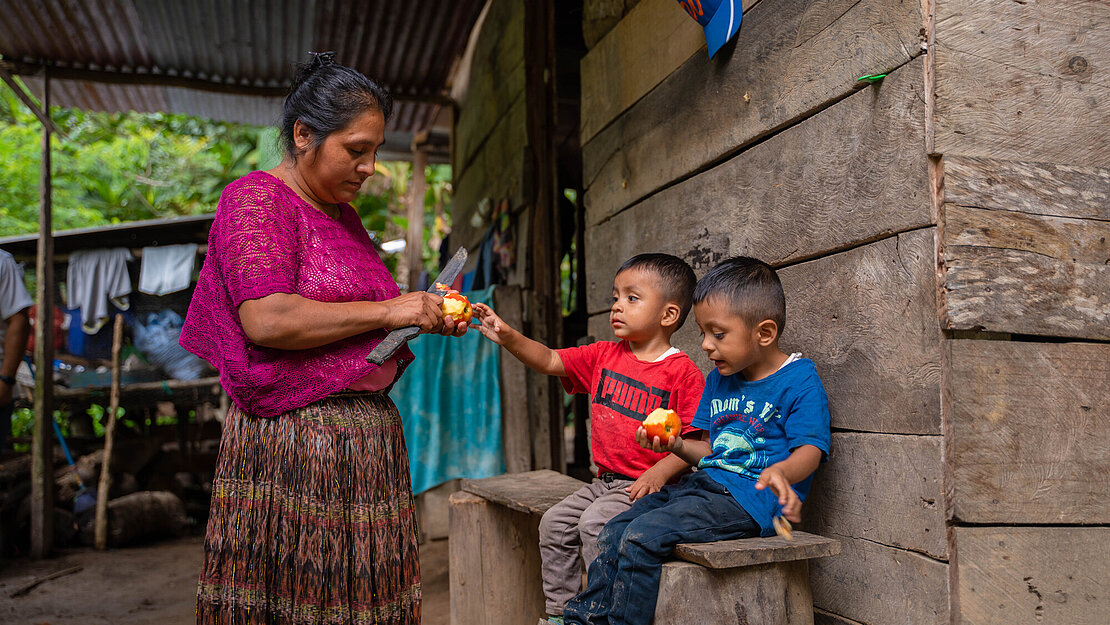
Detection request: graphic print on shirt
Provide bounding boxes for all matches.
[592,368,672,420]
[698,395,783,479]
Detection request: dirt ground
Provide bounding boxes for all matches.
[0,535,451,625]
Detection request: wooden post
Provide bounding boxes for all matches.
[406,149,428,292]
[30,68,55,559]
[93,314,124,550]
[524,0,563,471]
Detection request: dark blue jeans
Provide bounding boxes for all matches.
[564,470,760,625]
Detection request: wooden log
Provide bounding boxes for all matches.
[449,490,546,625]
[8,565,83,598]
[461,469,586,516]
[493,285,532,473]
[579,0,708,144]
[934,0,1110,166]
[93,314,124,551]
[582,0,923,224]
[949,339,1110,524]
[588,232,944,435]
[584,57,931,314]
[673,531,839,568]
[952,526,1110,625]
[811,533,948,625]
[806,432,947,559]
[81,490,188,548]
[654,559,814,625]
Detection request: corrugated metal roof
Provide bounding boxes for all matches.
[0,0,483,134]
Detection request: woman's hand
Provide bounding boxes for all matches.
[385,292,468,337]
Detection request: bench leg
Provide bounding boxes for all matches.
[449,491,546,625]
[655,560,814,625]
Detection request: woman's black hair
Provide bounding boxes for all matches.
[693,256,786,335]
[279,51,394,160]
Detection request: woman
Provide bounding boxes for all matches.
[181,52,466,624]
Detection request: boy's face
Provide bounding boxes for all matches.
[610,268,675,341]
[694,298,766,377]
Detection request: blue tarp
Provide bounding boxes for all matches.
[393,286,505,495]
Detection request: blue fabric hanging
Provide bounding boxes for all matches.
[392,286,504,494]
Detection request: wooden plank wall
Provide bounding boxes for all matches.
[933,2,1110,623]
[578,0,951,622]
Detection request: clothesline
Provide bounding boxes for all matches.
[50,245,208,263]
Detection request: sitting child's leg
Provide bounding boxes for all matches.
[566,472,760,625]
[577,477,636,568]
[539,481,614,618]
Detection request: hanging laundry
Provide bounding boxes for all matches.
[67,248,133,334]
[138,243,198,296]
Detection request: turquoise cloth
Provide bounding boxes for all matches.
[393,286,504,494]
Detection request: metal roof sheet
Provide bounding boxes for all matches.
[0,0,483,134]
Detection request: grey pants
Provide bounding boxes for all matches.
[538,478,635,615]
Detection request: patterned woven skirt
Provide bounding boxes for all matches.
[196,392,420,624]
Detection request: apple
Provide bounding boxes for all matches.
[642,407,681,443]
[441,291,473,324]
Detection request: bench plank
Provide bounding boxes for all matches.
[461,469,587,516]
[674,531,840,569]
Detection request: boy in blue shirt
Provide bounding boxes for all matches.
[563,256,831,625]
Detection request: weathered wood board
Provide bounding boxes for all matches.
[656,559,814,625]
[586,230,944,435]
[811,533,949,625]
[584,57,930,313]
[580,0,758,144]
[453,0,525,175]
[493,285,532,473]
[582,0,923,224]
[674,531,840,568]
[806,432,947,559]
[940,156,1110,340]
[952,527,1110,625]
[461,469,586,516]
[814,609,866,625]
[451,97,526,250]
[582,0,643,49]
[934,0,1110,167]
[949,339,1110,524]
[449,491,546,625]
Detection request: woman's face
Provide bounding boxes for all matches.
[296,108,386,206]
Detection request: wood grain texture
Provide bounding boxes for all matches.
[806,432,947,559]
[674,531,840,569]
[493,285,532,473]
[584,57,930,315]
[449,490,546,625]
[655,559,814,625]
[944,156,1110,221]
[949,339,1110,524]
[587,230,944,435]
[811,534,948,625]
[952,527,1110,625]
[582,0,643,49]
[814,609,867,625]
[580,0,755,144]
[582,0,923,224]
[461,469,587,516]
[934,0,1110,166]
[942,204,1110,339]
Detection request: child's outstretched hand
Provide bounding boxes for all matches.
[755,465,802,523]
[471,302,513,345]
[635,426,682,454]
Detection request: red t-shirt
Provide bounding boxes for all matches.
[557,340,705,479]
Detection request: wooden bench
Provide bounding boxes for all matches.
[448,470,840,625]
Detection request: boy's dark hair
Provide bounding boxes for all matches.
[693,256,786,336]
[280,51,394,161]
[616,253,697,328]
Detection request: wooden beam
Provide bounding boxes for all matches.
[949,339,1110,524]
[1,60,452,105]
[406,149,428,292]
[0,64,65,137]
[493,286,532,473]
[94,314,124,550]
[582,0,923,223]
[30,69,55,559]
[934,0,1110,166]
[952,527,1110,625]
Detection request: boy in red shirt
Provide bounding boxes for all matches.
[471,253,705,625]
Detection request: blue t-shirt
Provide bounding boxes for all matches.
[691,358,831,536]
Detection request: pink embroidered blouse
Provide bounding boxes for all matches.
[180,171,413,418]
